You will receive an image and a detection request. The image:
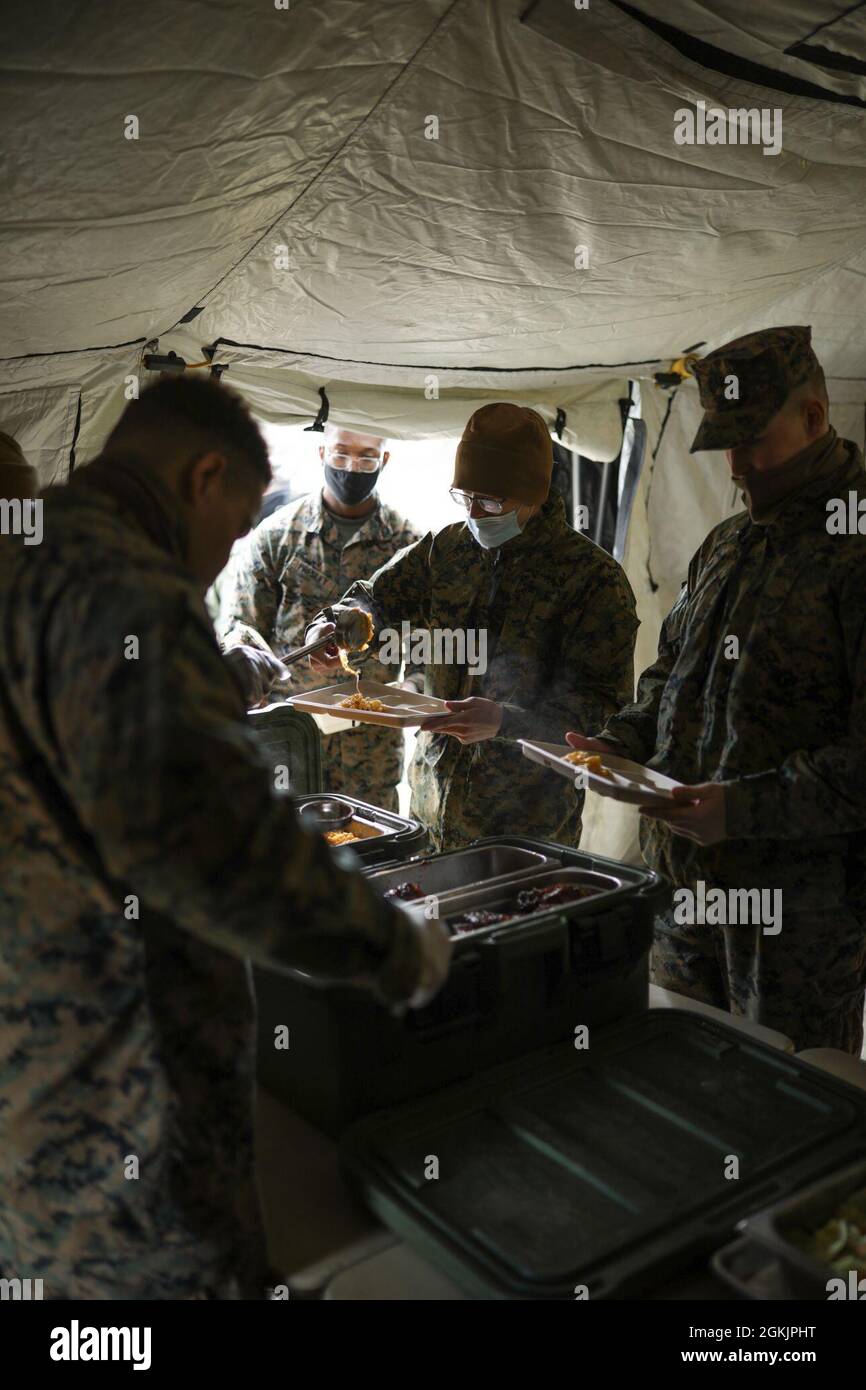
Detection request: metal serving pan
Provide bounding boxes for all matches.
[321,815,386,844]
[406,864,626,937]
[366,845,561,905]
[291,792,427,863]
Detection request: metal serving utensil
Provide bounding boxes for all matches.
[298,797,356,830]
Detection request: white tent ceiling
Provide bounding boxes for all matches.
[2,0,865,462]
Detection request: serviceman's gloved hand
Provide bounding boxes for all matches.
[224,644,289,708]
[305,620,341,672]
[306,607,372,672]
[391,909,453,1014]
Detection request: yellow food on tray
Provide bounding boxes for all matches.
[339,692,386,712]
[563,750,613,779]
[324,830,360,846]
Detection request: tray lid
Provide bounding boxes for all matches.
[340,1011,866,1300]
[247,702,322,795]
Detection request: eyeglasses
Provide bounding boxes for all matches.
[449,488,507,514]
[325,449,382,473]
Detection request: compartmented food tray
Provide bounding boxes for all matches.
[287,679,453,728]
[731,1156,866,1299]
[341,1012,866,1299]
[519,740,682,804]
[365,845,561,905]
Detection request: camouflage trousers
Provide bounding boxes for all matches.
[320,731,402,815]
[651,903,866,1055]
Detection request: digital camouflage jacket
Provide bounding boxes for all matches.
[0,465,425,1300]
[323,493,638,850]
[219,491,420,809]
[601,435,866,912]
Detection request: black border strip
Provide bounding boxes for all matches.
[0,338,146,366]
[788,41,866,78]
[211,337,661,375]
[67,392,83,476]
[608,1,866,108]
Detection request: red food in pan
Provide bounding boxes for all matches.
[449,882,603,935]
[383,881,425,901]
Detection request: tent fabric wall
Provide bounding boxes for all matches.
[0,384,81,488]
[4,1,866,388]
[0,344,143,481]
[0,0,452,359]
[206,342,628,457]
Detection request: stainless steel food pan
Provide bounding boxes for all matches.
[366,845,561,904]
[407,865,627,937]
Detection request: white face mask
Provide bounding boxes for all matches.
[467,509,524,549]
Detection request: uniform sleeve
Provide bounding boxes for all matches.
[724,566,866,841]
[393,526,427,687]
[313,534,434,636]
[217,523,281,652]
[597,583,690,762]
[45,587,424,1005]
[498,560,639,745]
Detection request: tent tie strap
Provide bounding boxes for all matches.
[304,386,330,432]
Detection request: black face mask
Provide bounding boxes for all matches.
[324,465,381,505]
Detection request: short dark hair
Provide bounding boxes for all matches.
[107,374,271,487]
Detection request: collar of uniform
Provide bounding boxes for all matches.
[305,488,393,540]
[500,490,569,555]
[64,449,188,563]
[753,435,864,535]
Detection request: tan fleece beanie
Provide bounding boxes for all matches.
[453,403,553,505]
[0,432,38,500]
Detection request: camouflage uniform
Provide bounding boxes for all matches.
[321,493,638,851]
[0,457,426,1300]
[219,491,420,812]
[600,328,866,1053]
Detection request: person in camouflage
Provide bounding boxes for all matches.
[306,403,638,852]
[0,376,450,1301]
[0,431,38,502]
[218,425,421,812]
[569,326,866,1053]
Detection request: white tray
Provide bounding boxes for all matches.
[519,740,682,805]
[287,679,453,729]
